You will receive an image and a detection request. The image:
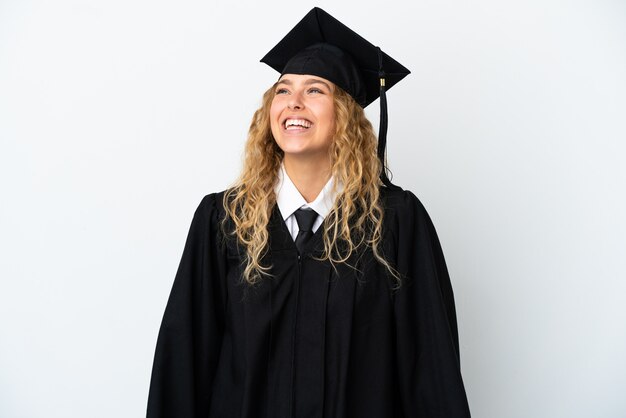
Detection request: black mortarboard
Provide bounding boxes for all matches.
[261,7,410,189]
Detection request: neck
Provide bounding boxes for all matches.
[283,156,332,203]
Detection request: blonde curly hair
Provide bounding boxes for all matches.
[223,81,397,284]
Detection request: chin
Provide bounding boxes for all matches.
[280,147,311,157]
[275,138,309,154]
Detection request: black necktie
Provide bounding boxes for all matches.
[294,208,317,254]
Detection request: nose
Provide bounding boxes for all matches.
[287,92,304,110]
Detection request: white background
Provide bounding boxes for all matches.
[1,0,625,417]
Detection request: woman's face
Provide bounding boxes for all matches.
[270,74,336,163]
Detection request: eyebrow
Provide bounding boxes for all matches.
[277,78,332,90]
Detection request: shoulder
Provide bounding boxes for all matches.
[195,188,236,211]
[379,185,442,249]
[193,189,231,224]
[380,186,430,222]
[194,188,244,235]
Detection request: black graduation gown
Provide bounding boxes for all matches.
[147,188,471,418]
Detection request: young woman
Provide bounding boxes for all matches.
[147,8,471,418]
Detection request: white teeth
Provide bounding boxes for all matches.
[284,118,312,129]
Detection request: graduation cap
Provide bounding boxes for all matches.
[261,7,410,189]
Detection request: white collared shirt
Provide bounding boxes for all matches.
[275,164,340,241]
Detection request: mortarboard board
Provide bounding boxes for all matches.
[261,7,410,189]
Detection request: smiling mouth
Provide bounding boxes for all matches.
[283,118,312,130]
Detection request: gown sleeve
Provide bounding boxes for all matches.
[147,194,228,418]
[392,190,471,417]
